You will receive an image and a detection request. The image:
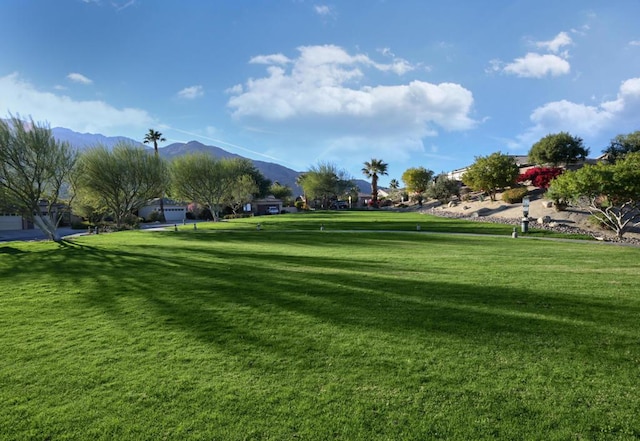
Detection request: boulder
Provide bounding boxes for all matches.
[541,200,553,208]
[448,201,457,208]
[471,208,491,217]
[537,215,551,225]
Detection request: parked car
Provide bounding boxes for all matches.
[267,206,280,215]
[330,201,349,209]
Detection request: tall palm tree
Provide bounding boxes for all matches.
[143,129,166,220]
[362,158,388,206]
[143,129,166,155]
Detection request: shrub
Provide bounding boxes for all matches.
[501,187,529,204]
[517,167,564,189]
[223,213,253,220]
[587,214,608,231]
[71,221,91,230]
[367,200,380,208]
[427,174,461,203]
[146,211,162,222]
[198,208,213,220]
[122,213,142,228]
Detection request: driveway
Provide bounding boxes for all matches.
[0,226,82,242]
[0,222,182,243]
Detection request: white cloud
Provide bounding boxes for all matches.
[517,77,640,145]
[629,40,640,47]
[227,46,477,165]
[250,54,291,65]
[113,0,136,11]
[485,59,503,74]
[492,30,574,79]
[535,32,573,53]
[503,53,570,78]
[314,5,332,16]
[0,72,154,134]
[67,72,93,85]
[227,45,476,161]
[375,47,415,75]
[177,85,204,99]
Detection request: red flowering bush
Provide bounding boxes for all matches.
[517,167,564,189]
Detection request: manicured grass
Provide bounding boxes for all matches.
[190,210,594,240]
[1,212,638,440]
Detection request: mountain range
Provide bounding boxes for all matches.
[51,127,371,194]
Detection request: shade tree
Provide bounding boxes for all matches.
[0,115,77,241]
[547,152,640,238]
[224,174,259,215]
[171,154,268,220]
[297,162,353,209]
[269,182,293,205]
[602,130,640,163]
[528,132,589,166]
[462,152,519,201]
[401,167,434,204]
[74,143,168,228]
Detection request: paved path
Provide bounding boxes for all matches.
[0,222,181,243]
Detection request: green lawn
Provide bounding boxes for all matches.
[1,211,638,440]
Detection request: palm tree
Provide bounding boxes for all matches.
[143,129,166,220]
[143,129,166,155]
[389,178,400,189]
[362,158,388,206]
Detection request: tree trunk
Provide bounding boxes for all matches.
[159,196,165,221]
[33,215,61,242]
[371,176,378,204]
[154,142,166,221]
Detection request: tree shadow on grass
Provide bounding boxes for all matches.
[3,232,639,368]
[0,245,24,255]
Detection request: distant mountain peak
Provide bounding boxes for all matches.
[52,127,146,150]
[51,126,371,195]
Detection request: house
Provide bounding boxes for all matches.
[448,155,533,181]
[0,213,27,231]
[448,154,605,185]
[0,200,70,231]
[138,198,187,222]
[251,196,283,215]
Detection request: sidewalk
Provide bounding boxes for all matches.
[0,226,83,242]
[0,221,185,243]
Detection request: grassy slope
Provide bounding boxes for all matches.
[1,212,638,440]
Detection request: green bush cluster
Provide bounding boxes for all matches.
[501,187,529,204]
[71,221,91,230]
[587,214,608,230]
[121,213,142,228]
[145,211,163,222]
[223,213,253,220]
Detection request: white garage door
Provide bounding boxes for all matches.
[0,215,23,231]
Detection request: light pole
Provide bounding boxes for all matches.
[521,196,530,233]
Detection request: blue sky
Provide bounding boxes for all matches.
[1,0,639,186]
